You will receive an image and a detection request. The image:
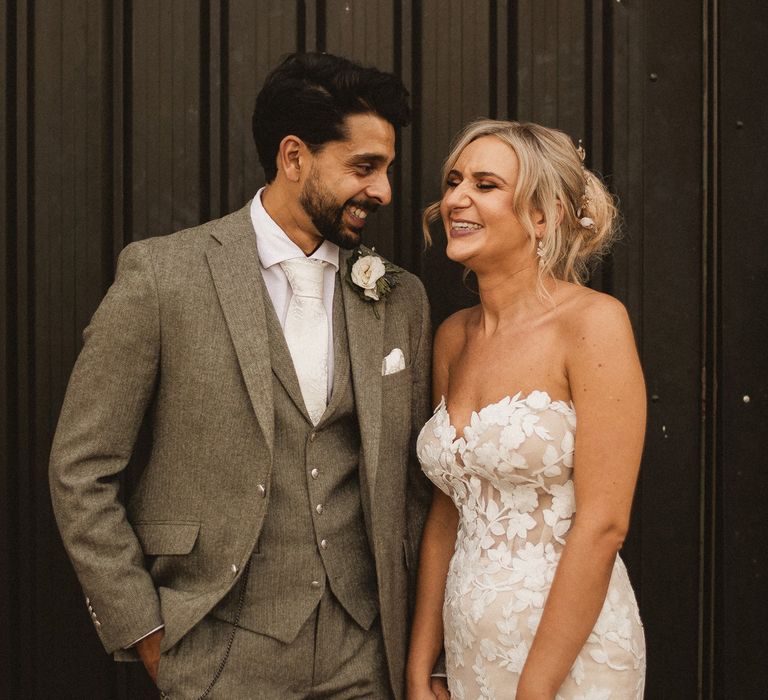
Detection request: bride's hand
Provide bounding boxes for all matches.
[406,677,450,700]
[429,676,450,699]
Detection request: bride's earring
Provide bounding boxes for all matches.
[536,239,545,263]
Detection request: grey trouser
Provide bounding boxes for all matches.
[156,588,392,699]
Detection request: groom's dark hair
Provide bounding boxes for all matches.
[252,52,411,182]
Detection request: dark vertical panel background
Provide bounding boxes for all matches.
[717,0,768,696]
[1,1,765,698]
[640,1,705,694]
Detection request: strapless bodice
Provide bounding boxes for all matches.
[417,391,578,554]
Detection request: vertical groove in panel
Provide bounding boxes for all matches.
[602,0,614,190]
[203,0,226,222]
[392,0,405,268]
[109,1,122,281]
[15,0,35,695]
[1,0,19,696]
[488,0,497,117]
[219,0,228,212]
[316,0,326,51]
[297,0,306,51]
[507,0,517,117]
[122,0,132,249]
[701,1,717,696]
[410,0,423,274]
[584,0,594,162]
[493,0,508,120]
[201,0,211,220]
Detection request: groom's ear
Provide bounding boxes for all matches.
[277,135,305,183]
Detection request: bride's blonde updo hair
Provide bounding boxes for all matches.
[423,119,619,288]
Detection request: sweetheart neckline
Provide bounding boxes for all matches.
[436,390,575,440]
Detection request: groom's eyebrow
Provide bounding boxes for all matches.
[349,153,393,166]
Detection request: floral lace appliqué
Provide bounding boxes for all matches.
[417,391,645,699]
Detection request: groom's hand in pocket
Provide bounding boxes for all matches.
[136,628,165,684]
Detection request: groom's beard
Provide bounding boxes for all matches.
[299,166,379,250]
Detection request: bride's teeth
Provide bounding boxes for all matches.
[452,221,481,230]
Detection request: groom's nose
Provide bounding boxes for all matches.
[365,171,392,206]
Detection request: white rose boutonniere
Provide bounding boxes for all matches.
[351,255,387,300]
[346,245,404,317]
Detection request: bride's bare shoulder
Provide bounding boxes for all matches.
[555,283,633,343]
[435,306,477,352]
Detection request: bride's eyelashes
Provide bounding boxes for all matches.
[444,178,498,191]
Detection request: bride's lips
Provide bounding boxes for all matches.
[448,219,483,238]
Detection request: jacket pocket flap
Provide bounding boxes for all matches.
[134,521,200,555]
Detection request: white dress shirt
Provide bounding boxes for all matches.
[251,188,340,398]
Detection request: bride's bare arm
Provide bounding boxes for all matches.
[517,294,646,700]
[407,488,458,698]
[406,319,461,699]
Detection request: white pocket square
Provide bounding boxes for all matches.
[382,348,406,376]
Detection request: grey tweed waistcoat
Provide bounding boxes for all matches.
[212,278,379,643]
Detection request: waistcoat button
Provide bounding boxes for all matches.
[230,563,238,575]
[310,468,319,479]
[257,484,266,497]
[311,580,321,589]
[315,503,323,514]
[320,539,328,550]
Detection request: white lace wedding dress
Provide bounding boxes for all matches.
[417,391,645,699]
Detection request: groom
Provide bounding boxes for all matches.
[50,52,435,698]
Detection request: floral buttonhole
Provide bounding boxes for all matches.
[345,245,404,318]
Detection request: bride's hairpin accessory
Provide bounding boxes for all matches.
[575,139,596,231]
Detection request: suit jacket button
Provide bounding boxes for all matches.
[309,432,317,443]
[230,563,238,575]
[257,484,266,497]
[311,580,321,589]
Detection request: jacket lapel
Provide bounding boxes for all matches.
[321,275,350,421]
[340,250,385,500]
[206,203,275,457]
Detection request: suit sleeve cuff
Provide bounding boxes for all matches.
[125,624,165,649]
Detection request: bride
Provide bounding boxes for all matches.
[407,120,646,699]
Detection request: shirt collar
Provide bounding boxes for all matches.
[250,187,340,271]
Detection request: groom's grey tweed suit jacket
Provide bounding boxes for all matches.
[49,203,433,696]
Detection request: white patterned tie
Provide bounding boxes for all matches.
[280,257,328,425]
